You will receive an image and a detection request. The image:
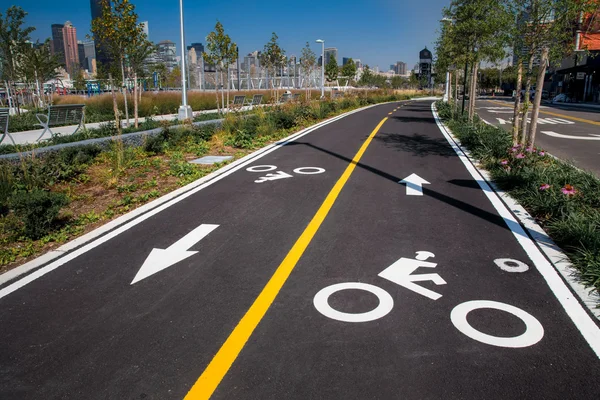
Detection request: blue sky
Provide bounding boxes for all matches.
[15,0,450,70]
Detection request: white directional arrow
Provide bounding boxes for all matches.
[542,131,600,140]
[399,173,430,196]
[131,224,219,284]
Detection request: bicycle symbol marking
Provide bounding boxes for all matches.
[313,251,544,349]
[247,165,325,183]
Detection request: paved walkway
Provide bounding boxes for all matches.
[8,106,255,146]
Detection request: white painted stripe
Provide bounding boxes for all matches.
[0,102,398,296]
[432,102,600,359]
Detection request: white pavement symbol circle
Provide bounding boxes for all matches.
[450,300,544,348]
[494,258,530,273]
[293,167,326,175]
[313,282,394,323]
[246,165,277,172]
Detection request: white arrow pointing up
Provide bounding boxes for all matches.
[131,224,219,284]
[399,173,430,196]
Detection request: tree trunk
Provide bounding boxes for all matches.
[226,65,230,110]
[520,53,536,146]
[454,70,459,111]
[134,72,139,128]
[512,61,523,145]
[109,73,121,135]
[468,62,478,122]
[120,57,130,128]
[527,47,549,147]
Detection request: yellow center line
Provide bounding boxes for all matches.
[388,112,393,115]
[184,117,389,400]
[486,99,600,126]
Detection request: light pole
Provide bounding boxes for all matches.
[178,0,192,120]
[316,39,325,98]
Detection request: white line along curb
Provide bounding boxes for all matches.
[431,102,600,358]
[0,101,405,293]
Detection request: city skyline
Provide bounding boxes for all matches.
[16,0,449,72]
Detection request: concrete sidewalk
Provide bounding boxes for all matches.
[8,106,254,146]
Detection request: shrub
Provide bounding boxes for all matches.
[10,189,69,239]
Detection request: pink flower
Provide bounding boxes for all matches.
[561,184,577,196]
[538,151,546,156]
[516,153,525,159]
[500,160,508,165]
[539,184,550,191]
[511,146,520,153]
[526,147,534,153]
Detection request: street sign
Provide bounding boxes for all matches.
[576,72,586,80]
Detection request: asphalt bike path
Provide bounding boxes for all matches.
[1,101,599,399]
[0,102,404,399]
[210,101,600,399]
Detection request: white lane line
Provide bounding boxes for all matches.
[542,131,600,140]
[0,102,398,298]
[432,102,600,359]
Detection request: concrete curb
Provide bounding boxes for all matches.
[433,103,600,320]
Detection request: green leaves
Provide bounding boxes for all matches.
[0,6,36,81]
[341,58,357,82]
[325,56,339,83]
[203,21,237,69]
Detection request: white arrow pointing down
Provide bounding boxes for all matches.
[131,224,219,284]
[399,173,430,196]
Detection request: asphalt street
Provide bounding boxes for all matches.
[475,97,600,175]
[1,100,599,400]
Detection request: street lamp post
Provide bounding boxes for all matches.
[178,0,192,120]
[316,39,325,98]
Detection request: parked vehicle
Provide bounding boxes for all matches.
[552,93,571,103]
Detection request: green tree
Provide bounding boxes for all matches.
[0,6,35,113]
[341,58,357,87]
[72,69,86,91]
[300,42,317,98]
[508,0,595,146]
[325,56,339,83]
[91,0,145,129]
[442,0,513,121]
[16,39,60,107]
[127,35,154,127]
[260,32,285,101]
[359,65,373,87]
[203,21,237,112]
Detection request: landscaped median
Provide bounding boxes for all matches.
[0,91,420,273]
[435,101,600,297]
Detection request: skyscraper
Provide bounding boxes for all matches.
[396,61,407,76]
[51,24,65,65]
[90,0,111,68]
[78,42,86,70]
[62,21,79,76]
[324,47,338,65]
[157,40,177,71]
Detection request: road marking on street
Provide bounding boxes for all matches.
[494,258,529,273]
[486,100,600,126]
[451,300,544,348]
[399,173,430,196]
[378,253,446,300]
[183,117,389,400]
[432,102,600,358]
[389,112,393,115]
[247,165,326,183]
[542,131,600,140]
[130,224,218,284]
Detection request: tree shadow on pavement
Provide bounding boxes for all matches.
[389,116,434,124]
[285,141,528,239]
[374,132,456,158]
